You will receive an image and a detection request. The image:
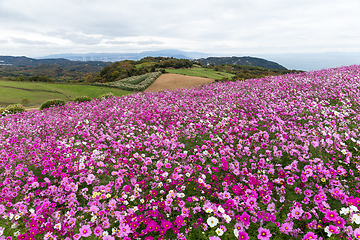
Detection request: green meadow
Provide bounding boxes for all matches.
[166,67,235,80]
[0,80,132,108]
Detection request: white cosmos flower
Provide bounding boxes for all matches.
[177,193,185,198]
[205,208,213,213]
[351,213,360,224]
[350,205,359,213]
[207,216,219,228]
[215,228,224,236]
[324,226,333,237]
[223,214,231,223]
[340,207,350,215]
[218,206,225,213]
[234,229,239,238]
[54,223,61,230]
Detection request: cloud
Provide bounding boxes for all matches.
[104,40,133,45]
[1,0,360,57]
[11,38,53,45]
[136,40,164,45]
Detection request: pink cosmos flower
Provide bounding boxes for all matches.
[103,235,115,240]
[314,194,322,204]
[73,234,81,240]
[279,222,293,234]
[0,205,5,214]
[304,189,313,197]
[79,225,92,237]
[246,198,257,209]
[209,237,221,240]
[291,207,304,219]
[119,225,132,237]
[93,226,103,236]
[257,227,272,240]
[354,227,360,239]
[286,177,294,185]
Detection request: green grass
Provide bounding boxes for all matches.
[166,67,235,80]
[0,81,132,108]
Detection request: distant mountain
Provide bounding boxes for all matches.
[39,49,210,62]
[0,56,110,68]
[194,56,287,70]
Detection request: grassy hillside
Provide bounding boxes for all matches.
[165,67,235,80]
[0,80,132,108]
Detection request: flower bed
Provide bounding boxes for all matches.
[0,65,360,240]
[93,72,162,91]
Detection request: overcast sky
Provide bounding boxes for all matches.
[1,0,360,58]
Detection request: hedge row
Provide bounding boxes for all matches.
[1,94,110,117]
[92,71,161,91]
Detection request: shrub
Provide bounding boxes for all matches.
[74,96,92,103]
[5,104,25,114]
[40,99,66,110]
[98,92,114,99]
[0,107,6,117]
[21,98,30,106]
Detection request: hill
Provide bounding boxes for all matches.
[0,80,131,108]
[0,56,111,82]
[195,56,287,69]
[0,56,110,67]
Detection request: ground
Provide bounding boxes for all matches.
[145,73,215,92]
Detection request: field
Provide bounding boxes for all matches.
[0,65,360,240]
[145,74,215,92]
[0,81,132,108]
[166,67,235,80]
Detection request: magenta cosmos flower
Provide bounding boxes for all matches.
[324,210,338,222]
[240,211,251,226]
[303,231,318,240]
[257,227,272,240]
[238,231,249,240]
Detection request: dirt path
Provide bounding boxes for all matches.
[145,73,215,92]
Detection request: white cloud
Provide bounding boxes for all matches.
[0,0,360,57]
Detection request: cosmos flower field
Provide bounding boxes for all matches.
[1,65,360,240]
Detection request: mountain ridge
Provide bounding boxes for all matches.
[195,56,287,70]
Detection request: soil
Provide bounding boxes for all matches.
[145,73,215,92]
